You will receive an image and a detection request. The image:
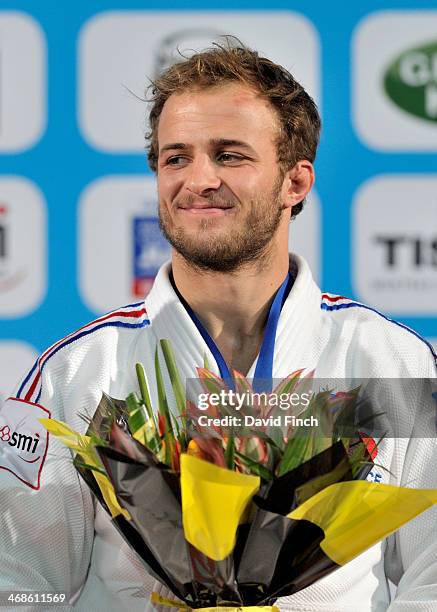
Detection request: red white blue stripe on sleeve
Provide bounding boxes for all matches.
[321,293,437,362]
[16,302,150,404]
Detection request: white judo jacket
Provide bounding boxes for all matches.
[1,254,436,612]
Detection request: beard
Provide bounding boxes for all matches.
[158,176,284,273]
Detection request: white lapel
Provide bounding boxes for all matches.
[246,254,322,379]
[144,261,220,381]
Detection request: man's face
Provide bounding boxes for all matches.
[156,82,288,272]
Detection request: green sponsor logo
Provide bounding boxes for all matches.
[383,40,437,122]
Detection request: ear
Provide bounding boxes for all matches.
[280,160,315,210]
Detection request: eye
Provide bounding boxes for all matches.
[217,152,244,163]
[165,155,188,166]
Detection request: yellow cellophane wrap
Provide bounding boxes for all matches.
[180,453,260,561]
[39,417,130,520]
[150,591,279,612]
[288,480,437,565]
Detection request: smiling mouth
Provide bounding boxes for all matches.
[181,206,232,212]
[177,202,234,215]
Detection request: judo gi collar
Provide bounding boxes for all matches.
[144,254,322,383]
[168,270,293,392]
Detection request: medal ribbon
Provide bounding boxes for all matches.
[170,272,293,392]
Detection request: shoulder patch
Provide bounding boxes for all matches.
[0,397,51,490]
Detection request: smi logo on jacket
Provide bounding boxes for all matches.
[0,423,41,455]
[0,397,50,490]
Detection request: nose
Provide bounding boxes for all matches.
[185,154,221,195]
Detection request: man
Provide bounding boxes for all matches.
[1,43,436,611]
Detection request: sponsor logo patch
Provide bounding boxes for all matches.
[0,397,50,489]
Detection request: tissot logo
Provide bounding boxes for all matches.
[374,236,437,268]
[384,40,437,122]
[353,176,437,315]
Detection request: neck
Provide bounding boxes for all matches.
[171,247,290,374]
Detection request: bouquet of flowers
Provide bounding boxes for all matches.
[41,339,437,611]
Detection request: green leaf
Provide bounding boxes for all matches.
[126,392,145,435]
[347,442,367,476]
[267,425,285,451]
[160,339,187,448]
[160,340,185,415]
[235,450,273,481]
[196,368,230,396]
[233,371,253,396]
[73,458,107,476]
[224,435,235,470]
[155,345,174,465]
[276,434,314,477]
[253,429,283,451]
[135,363,155,424]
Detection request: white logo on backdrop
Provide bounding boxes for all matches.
[78,176,170,312]
[78,11,319,152]
[0,12,46,152]
[353,11,437,150]
[78,177,320,314]
[353,175,437,315]
[0,178,47,317]
[0,341,38,406]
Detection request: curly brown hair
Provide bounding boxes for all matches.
[145,40,321,219]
